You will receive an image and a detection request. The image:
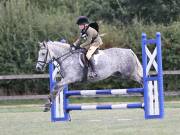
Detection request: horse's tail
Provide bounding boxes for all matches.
[130,50,143,78]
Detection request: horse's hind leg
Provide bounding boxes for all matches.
[129,49,143,85]
[132,74,143,85]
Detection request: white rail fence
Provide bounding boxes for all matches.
[0,70,179,100]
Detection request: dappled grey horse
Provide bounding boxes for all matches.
[36,41,143,111]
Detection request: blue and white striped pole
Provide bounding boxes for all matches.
[67,103,143,110]
[66,88,143,97]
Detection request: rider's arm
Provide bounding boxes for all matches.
[73,32,83,46]
[73,38,80,46]
[80,28,94,48]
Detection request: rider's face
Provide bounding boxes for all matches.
[79,24,85,30]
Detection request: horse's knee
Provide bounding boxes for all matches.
[54,83,61,91]
[50,90,58,101]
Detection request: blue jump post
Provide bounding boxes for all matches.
[142,32,164,119]
[49,32,164,122]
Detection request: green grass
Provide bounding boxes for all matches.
[0,102,180,135]
[0,99,46,106]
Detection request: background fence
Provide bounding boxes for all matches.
[0,70,179,97]
[0,70,179,80]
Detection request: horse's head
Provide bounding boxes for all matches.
[36,41,71,72]
[36,42,51,72]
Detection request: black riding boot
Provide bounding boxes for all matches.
[88,58,97,79]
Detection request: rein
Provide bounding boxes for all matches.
[55,48,86,63]
[55,50,74,62]
[54,48,86,78]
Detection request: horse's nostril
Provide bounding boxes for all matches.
[36,66,41,71]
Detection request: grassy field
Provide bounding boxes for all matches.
[0,99,180,135]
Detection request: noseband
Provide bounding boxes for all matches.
[37,47,49,68]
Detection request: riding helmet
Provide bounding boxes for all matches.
[76,16,89,25]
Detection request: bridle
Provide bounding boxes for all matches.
[37,47,49,69]
[37,44,75,64]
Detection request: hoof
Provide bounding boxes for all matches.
[43,103,51,112]
[43,107,50,112]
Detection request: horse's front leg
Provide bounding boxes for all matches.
[43,78,74,112]
[52,78,74,98]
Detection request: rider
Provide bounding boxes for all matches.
[73,16,103,78]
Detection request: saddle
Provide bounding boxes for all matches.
[70,47,99,80]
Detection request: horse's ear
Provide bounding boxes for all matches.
[38,42,43,48]
[42,41,46,47]
[40,41,47,48]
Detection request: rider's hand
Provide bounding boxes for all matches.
[76,45,81,49]
[70,44,76,50]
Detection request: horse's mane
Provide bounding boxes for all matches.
[47,41,70,49]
